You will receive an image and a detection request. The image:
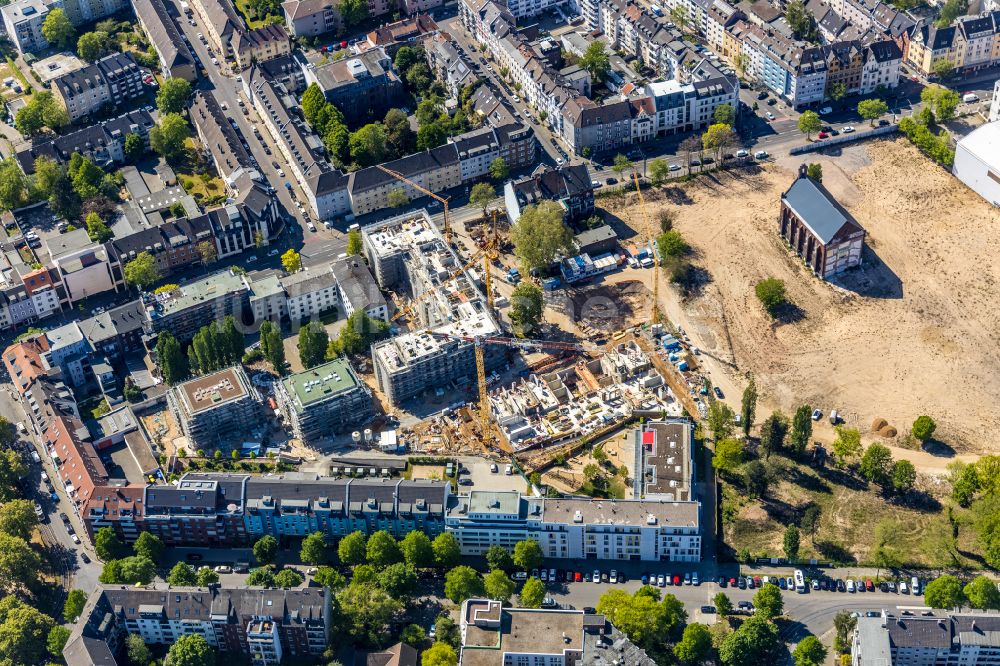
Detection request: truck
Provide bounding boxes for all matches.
[506,267,521,284]
[180,0,191,12]
[650,4,662,14]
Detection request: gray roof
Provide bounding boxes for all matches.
[191,90,254,179]
[781,175,864,244]
[331,255,385,313]
[132,0,195,73]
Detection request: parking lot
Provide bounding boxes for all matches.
[463,458,530,493]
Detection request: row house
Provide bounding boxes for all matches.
[281,0,340,37]
[191,0,244,59]
[900,12,1000,78]
[232,23,291,70]
[425,31,477,100]
[347,144,462,215]
[706,0,744,54]
[51,52,144,122]
[133,0,198,81]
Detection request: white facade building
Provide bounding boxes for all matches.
[952,121,1000,208]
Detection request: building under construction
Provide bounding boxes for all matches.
[364,210,503,406]
[490,341,684,452]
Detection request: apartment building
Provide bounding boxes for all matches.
[247,66,351,221]
[191,90,258,186]
[281,0,340,37]
[425,32,476,99]
[110,216,213,280]
[301,48,404,125]
[282,266,339,321]
[131,0,198,80]
[51,52,144,121]
[275,357,374,444]
[48,228,117,306]
[192,0,245,57]
[504,163,595,224]
[16,109,155,174]
[78,299,146,360]
[906,13,1000,77]
[233,23,291,70]
[1,0,61,53]
[349,145,462,215]
[142,268,250,342]
[331,255,388,321]
[0,255,62,331]
[168,366,262,447]
[365,211,503,405]
[853,611,1000,666]
[363,14,439,57]
[63,586,330,666]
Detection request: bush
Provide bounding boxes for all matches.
[912,415,937,441]
[898,116,954,167]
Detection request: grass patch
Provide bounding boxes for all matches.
[579,474,627,499]
[6,57,33,96]
[232,0,281,29]
[177,139,228,207]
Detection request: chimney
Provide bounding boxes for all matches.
[799,163,808,178]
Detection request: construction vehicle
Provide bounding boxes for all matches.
[375,164,453,242]
[427,330,598,448]
[632,171,662,324]
[391,212,500,324]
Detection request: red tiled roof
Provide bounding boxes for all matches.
[3,336,51,395]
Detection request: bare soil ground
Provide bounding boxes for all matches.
[602,138,1000,453]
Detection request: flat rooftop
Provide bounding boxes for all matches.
[176,367,250,414]
[541,497,699,529]
[146,269,248,318]
[281,357,360,407]
[461,604,588,666]
[637,420,693,500]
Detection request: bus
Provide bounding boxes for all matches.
[794,569,806,593]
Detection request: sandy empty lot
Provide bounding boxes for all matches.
[604,138,1000,452]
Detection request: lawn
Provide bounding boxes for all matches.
[177,138,228,207]
[232,0,280,29]
[721,452,960,569]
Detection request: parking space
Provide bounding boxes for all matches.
[465,458,528,492]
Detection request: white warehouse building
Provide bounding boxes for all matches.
[952,121,1000,208]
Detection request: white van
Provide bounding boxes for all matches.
[30,450,40,463]
[829,409,839,424]
[794,569,806,593]
[962,93,979,103]
[504,464,513,475]
[911,576,921,595]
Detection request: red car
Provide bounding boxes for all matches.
[574,572,582,582]
[729,577,737,587]
[753,576,763,587]
[866,580,875,592]
[818,131,828,139]
[672,575,681,586]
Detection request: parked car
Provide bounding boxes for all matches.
[673,574,681,586]
[846,579,856,592]
[214,565,232,574]
[778,577,787,590]
[842,126,855,133]
[71,534,80,544]
[593,569,601,582]
[865,580,875,592]
[657,574,666,587]
[186,553,204,561]
[540,570,548,581]
[609,570,618,584]
[837,579,846,592]
[684,572,692,585]
[512,571,528,581]
[811,408,822,420]
[80,552,90,563]
[669,163,681,171]
[713,387,724,399]
[692,572,700,586]
[738,577,747,589]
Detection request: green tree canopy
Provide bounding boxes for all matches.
[337,582,403,646]
[858,98,888,124]
[484,568,516,602]
[349,123,389,167]
[964,575,1000,610]
[0,500,37,541]
[133,532,164,563]
[377,562,417,598]
[347,229,363,255]
[0,159,29,211]
[246,567,276,587]
[714,592,733,617]
[860,442,894,486]
[892,459,917,494]
[754,583,784,619]
[719,614,781,666]
[755,278,787,316]
[925,575,966,609]
[300,531,328,565]
[792,635,827,666]
[469,182,496,214]
[510,200,574,273]
[597,589,687,651]
[489,157,509,181]
[196,567,219,587]
[165,634,214,666]
[297,321,329,369]
[510,282,543,338]
[76,30,110,61]
[674,623,713,664]
[832,426,863,464]
[94,526,126,561]
[253,535,279,565]
[783,525,800,562]
[444,565,484,603]
[519,577,546,608]
[127,634,152,665]
[274,568,304,588]
[157,78,193,114]
[400,531,434,569]
[485,545,514,572]
[339,531,368,567]
[797,110,822,138]
[433,532,461,569]
[790,405,813,454]
[712,438,744,475]
[921,85,960,122]
[98,555,156,585]
[366,530,403,568]
[149,113,190,161]
[421,641,458,666]
[63,589,88,622]
[513,539,543,571]
[167,562,198,586]
[579,41,611,81]
[124,251,161,289]
[741,375,757,435]
[42,8,75,48]
[912,415,937,441]
[0,601,55,666]
[155,331,186,385]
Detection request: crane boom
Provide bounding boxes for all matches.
[375,164,452,241]
[633,170,662,324]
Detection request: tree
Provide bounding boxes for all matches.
[347,229,363,256]
[98,556,156,585]
[259,320,285,375]
[127,633,152,665]
[860,442,894,486]
[755,278,787,317]
[579,41,610,82]
[740,376,757,436]
[433,532,461,568]
[165,634,214,666]
[753,583,784,619]
[806,163,823,182]
[744,460,769,498]
[674,623,712,664]
[702,123,736,163]
[339,531,368,566]
[339,0,369,25]
[833,611,857,654]
[712,438,744,475]
[832,426,862,465]
[912,415,937,441]
[253,535,278,565]
[935,0,966,26]
[707,400,735,441]
[312,566,346,591]
[76,30,109,61]
[349,124,389,167]
[801,505,821,542]
[951,461,980,507]
[196,240,217,265]
[760,411,788,459]
[133,532,164,563]
[484,568,516,602]
[400,624,426,648]
[196,566,219,586]
[510,200,574,273]
[246,567,276,587]
[167,562,198,586]
[94,526,125,561]
[612,153,633,176]
[714,103,737,126]
[156,332,186,385]
[14,92,68,136]
[921,85,960,122]
[422,642,458,666]
[649,158,670,186]
[670,4,690,31]
[0,159,29,211]
[0,602,55,666]
[63,589,88,621]
[434,615,461,650]
[445,566,484,603]
[597,589,687,649]
[961,575,1000,611]
[719,614,781,666]
[798,110,822,139]
[783,525,800,562]
[924,575,966,609]
[714,592,733,617]
[416,121,449,150]
[298,321,329,369]
[157,78,193,115]
[399,530,433,569]
[0,500,37,541]
[931,58,955,79]
[793,635,827,666]
[300,531,328,565]
[657,230,689,261]
[790,405,813,454]
[485,545,514,573]
[0,451,26,504]
[387,188,411,208]
[42,8,74,48]
[149,113,190,161]
[124,251,160,289]
[488,157,509,181]
[275,568,304,588]
[301,83,327,126]
[892,459,916,494]
[858,98,888,125]
[513,539,543,571]
[377,562,416,598]
[510,282,543,338]
[785,0,817,41]
[366,530,403,568]
[337,581,403,646]
[519,577,546,608]
[281,248,301,273]
[469,182,496,216]
[384,108,415,157]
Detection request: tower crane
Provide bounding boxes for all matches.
[632,170,663,325]
[427,330,599,448]
[375,164,453,242]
